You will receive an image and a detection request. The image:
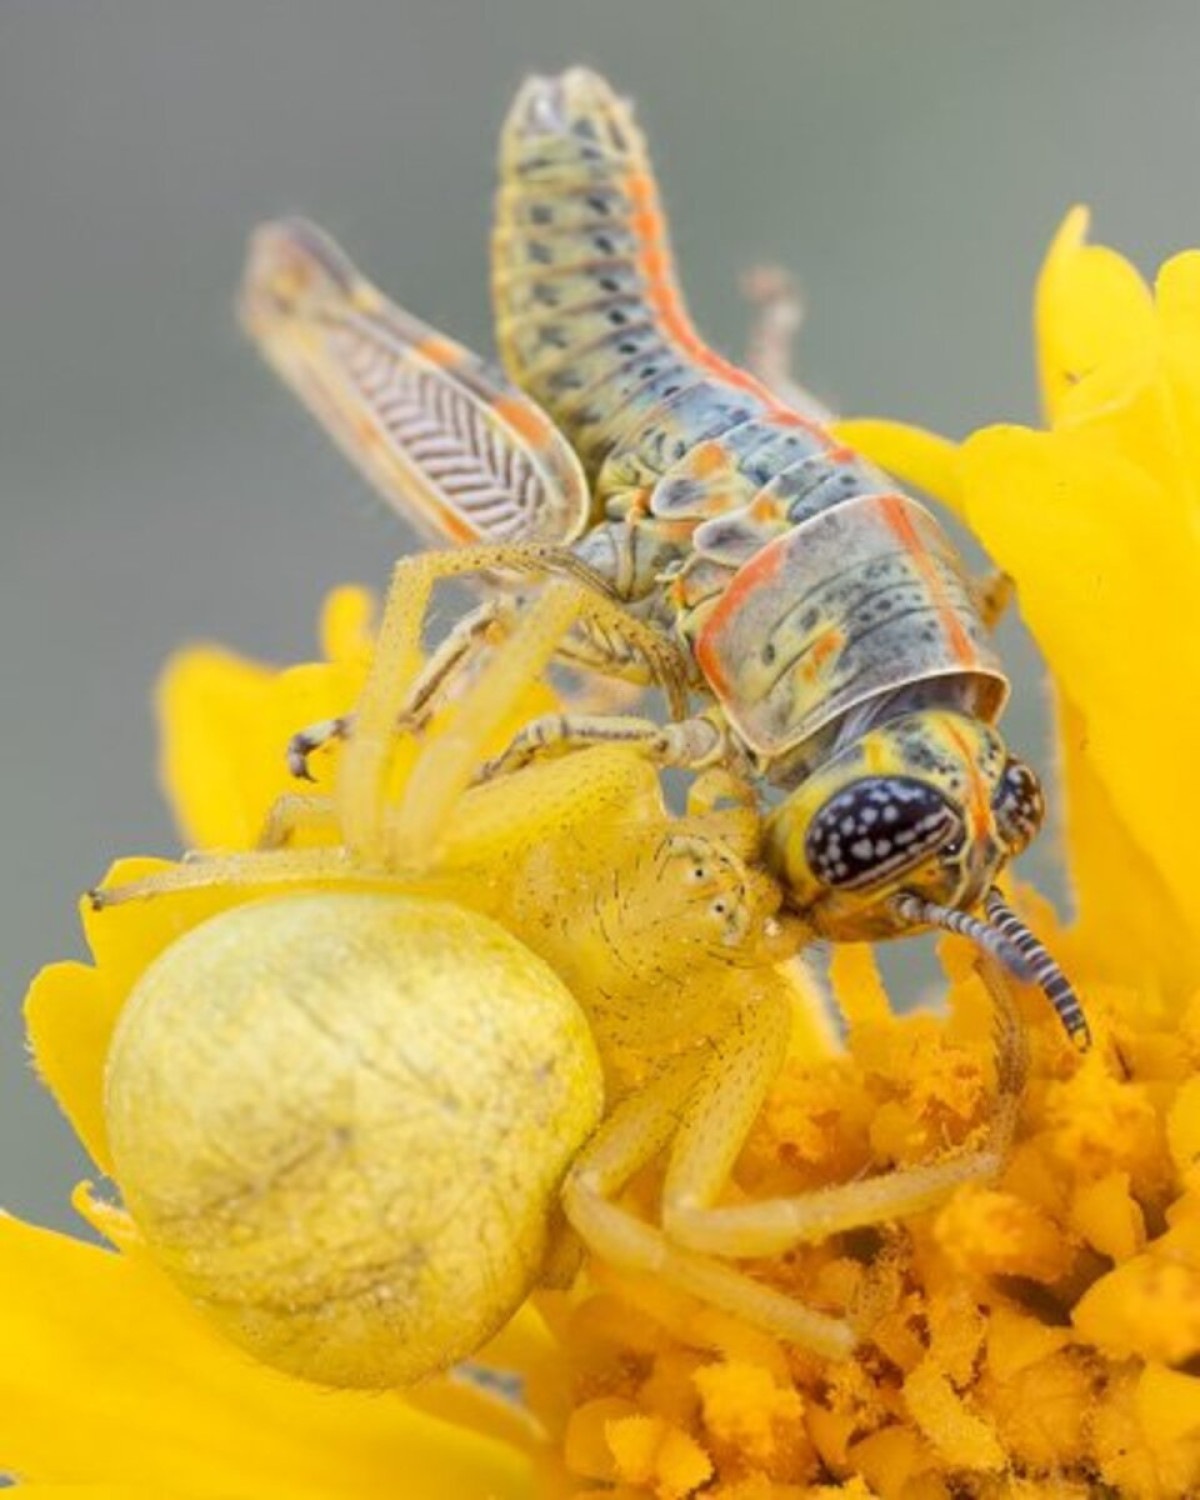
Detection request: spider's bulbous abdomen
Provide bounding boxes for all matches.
[104,892,604,1388]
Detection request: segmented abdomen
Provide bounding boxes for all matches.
[492,69,886,524]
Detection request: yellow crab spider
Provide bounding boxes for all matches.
[96,575,1025,1390]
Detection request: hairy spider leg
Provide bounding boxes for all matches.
[563,959,1026,1352]
[561,1026,858,1361]
[334,541,693,863]
[660,958,1027,1260]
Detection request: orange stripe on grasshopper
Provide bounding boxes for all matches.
[943,716,992,841]
[624,171,788,410]
[694,536,788,697]
[879,494,974,667]
[623,174,853,460]
[801,626,844,684]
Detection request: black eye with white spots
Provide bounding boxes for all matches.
[805,777,966,890]
[992,757,1044,856]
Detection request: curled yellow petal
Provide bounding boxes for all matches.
[24,961,119,1175]
[959,425,1200,980]
[158,588,377,849]
[1036,205,1156,428]
[833,418,964,519]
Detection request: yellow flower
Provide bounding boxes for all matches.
[6,210,1200,1498]
[842,206,1200,1003]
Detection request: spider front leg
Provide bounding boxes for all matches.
[336,541,691,863]
[560,1038,857,1360]
[92,572,682,909]
[563,962,1025,1356]
[257,793,340,848]
[287,594,513,780]
[660,961,1028,1262]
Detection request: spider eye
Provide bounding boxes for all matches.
[805,777,966,890]
[992,757,1044,856]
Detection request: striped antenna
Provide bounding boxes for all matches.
[892,893,1033,977]
[892,889,1091,1052]
[983,889,1092,1051]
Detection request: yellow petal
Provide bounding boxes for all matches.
[1069,1171,1146,1262]
[1054,694,1198,996]
[318,584,377,665]
[157,588,378,848]
[7,1489,173,1499]
[157,645,366,849]
[1094,1366,1200,1499]
[26,860,206,1177]
[828,943,892,1032]
[959,425,1200,970]
[1034,210,1200,511]
[847,1425,937,1496]
[984,1304,1071,1383]
[834,419,964,520]
[1036,206,1156,427]
[24,961,119,1174]
[0,1213,530,1499]
[1169,1077,1200,1181]
[978,1349,1093,1471]
[1073,1249,1200,1365]
[1155,250,1200,521]
[604,1414,712,1499]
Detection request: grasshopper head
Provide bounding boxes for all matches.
[763,708,1087,1047]
[765,710,1040,939]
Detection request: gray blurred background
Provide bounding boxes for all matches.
[3,1,1197,1232]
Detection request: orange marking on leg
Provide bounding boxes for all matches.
[880,495,974,666]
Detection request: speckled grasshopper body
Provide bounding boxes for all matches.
[242,68,1086,1047]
